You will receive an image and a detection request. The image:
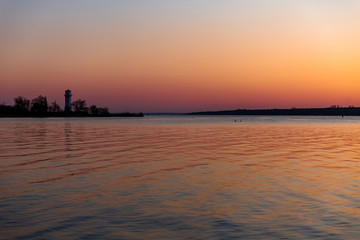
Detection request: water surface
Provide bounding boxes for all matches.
[1,116,360,239]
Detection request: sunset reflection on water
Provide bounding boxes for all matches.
[0,116,360,239]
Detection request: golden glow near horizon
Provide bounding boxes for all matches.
[1,0,359,112]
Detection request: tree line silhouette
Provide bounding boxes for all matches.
[1,95,109,116]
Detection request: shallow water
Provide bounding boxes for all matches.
[1,116,360,239]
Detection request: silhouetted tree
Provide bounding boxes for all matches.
[72,99,88,113]
[13,96,30,113]
[48,101,61,113]
[31,95,48,114]
[98,107,109,116]
[89,105,99,116]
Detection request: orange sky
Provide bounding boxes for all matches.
[1,1,359,112]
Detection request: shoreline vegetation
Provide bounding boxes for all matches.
[0,95,143,118]
[188,106,360,116]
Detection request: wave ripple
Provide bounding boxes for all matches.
[1,117,360,239]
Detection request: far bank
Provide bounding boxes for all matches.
[188,107,360,116]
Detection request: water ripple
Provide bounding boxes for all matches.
[1,117,360,239]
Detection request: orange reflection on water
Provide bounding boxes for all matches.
[1,118,360,238]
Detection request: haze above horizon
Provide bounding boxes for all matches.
[1,0,359,113]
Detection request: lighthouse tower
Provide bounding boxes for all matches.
[64,89,72,112]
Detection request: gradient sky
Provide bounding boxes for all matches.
[1,0,359,112]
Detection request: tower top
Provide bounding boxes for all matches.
[65,89,72,96]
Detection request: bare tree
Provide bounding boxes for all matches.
[13,96,30,113]
[89,105,99,116]
[48,101,61,113]
[31,95,48,114]
[72,99,88,113]
[98,107,109,116]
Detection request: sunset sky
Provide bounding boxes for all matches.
[1,0,359,113]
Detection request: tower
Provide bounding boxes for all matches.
[64,89,72,112]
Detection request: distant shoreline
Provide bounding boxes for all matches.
[0,112,144,118]
[188,107,360,116]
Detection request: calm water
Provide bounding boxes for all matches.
[1,116,360,239]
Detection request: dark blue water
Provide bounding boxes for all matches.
[1,116,360,239]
